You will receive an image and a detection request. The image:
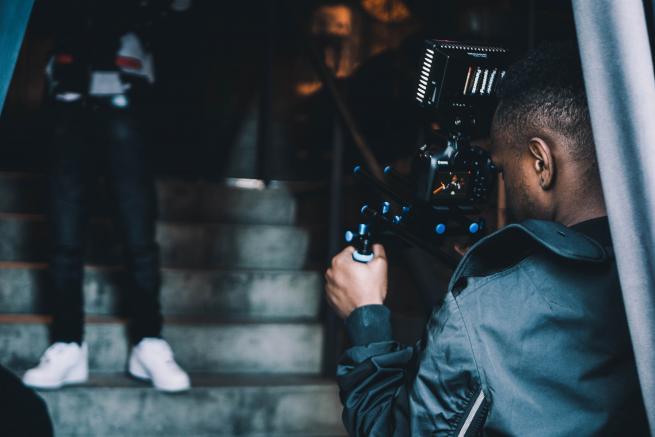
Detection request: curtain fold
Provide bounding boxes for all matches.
[573,0,655,432]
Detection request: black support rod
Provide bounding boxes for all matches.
[324,118,346,376]
[257,0,276,182]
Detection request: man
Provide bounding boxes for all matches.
[22,0,191,393]
[325,43,649,435]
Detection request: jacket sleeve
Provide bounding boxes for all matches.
[337,304,419,436]
[337,297,489,436]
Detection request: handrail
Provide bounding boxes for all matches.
[282,0,384,180]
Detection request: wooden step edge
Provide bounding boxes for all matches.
[52,372,337,388]
[0,314,323,326]
[0,171,343,193]
[0,261,324,275]
[0,211,325,229]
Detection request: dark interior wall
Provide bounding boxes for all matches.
[0,0,577,179]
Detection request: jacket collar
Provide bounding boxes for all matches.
[449,219,609,292]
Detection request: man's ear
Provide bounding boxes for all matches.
[528,138,555,190]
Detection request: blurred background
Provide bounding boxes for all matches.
[1,0,577,178]
[0,0,578,435]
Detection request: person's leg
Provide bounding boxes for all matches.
[101,108,189,392]
[24,103,90,390]
[47,103,89,344]
[102,109,162,344]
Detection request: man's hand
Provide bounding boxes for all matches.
[325,244,388,319]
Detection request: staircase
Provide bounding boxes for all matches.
[0,172,345,436]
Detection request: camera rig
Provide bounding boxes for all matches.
[347,40,509,266]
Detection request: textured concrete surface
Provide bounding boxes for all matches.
[0,216,322,269]
[0,264,322,318]
[0,320,323,374]
[0,173,344,436]
[0,172,328,225]
[156,180,300,224]
[38,374,345,437]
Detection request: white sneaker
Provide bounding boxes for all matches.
[23,342,88,389]
[128,338,191,393]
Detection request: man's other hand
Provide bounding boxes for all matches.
[325,244,388,319]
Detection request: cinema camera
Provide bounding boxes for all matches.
[347,40,509,266]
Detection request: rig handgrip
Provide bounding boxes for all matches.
[352,251,374,263]
[345,224,375,263]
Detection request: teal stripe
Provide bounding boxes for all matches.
[0,0,35,113]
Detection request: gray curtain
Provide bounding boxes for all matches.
[573,0,655,432]
[0,0,35,113]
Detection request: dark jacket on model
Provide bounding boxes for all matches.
[338,217,649,436]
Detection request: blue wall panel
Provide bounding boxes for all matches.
[0,0,35,113]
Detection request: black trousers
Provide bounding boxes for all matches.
[48,101,162,344]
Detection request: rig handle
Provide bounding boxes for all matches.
[345,224,375,263]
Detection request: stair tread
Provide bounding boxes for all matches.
[37,371,346,436]
[0,173,333,227]
[0,260,322,273]
[0,262,324,272]
[0,171,329,192]
[0,216,323,269]
[0,211,320,229]
[0,319,323,373]
[0,265,323,318]
[0,313,320,325]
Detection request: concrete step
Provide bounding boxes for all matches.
[0,172,329,225]
[0,263,322,318]
[0,214,323,269]
[0,316,323,374]
[38,373,345,436]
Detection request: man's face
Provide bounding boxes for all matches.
[489,129,546,223]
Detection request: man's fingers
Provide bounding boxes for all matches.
[372,244,387,259]
[332,246,355,266]
[343,245,356,255]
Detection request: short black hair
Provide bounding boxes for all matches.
[493,42,595,164]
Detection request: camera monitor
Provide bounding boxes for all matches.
[416,40,508,125]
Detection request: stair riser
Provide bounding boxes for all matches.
[41,384,344,436]
[0,323,323,374]
[0,267,322,318]
[0,175,329,225]
[0,218,323,269]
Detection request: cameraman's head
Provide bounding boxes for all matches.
[490,42,605,225]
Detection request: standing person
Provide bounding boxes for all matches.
[325,43,649,435]
[22,0,191,393]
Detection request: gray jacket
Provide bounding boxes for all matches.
[338,218,648,436]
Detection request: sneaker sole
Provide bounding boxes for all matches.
[127,369,191,393]
[24,375,89,390]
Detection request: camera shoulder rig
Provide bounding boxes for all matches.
[347,40,509,268]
